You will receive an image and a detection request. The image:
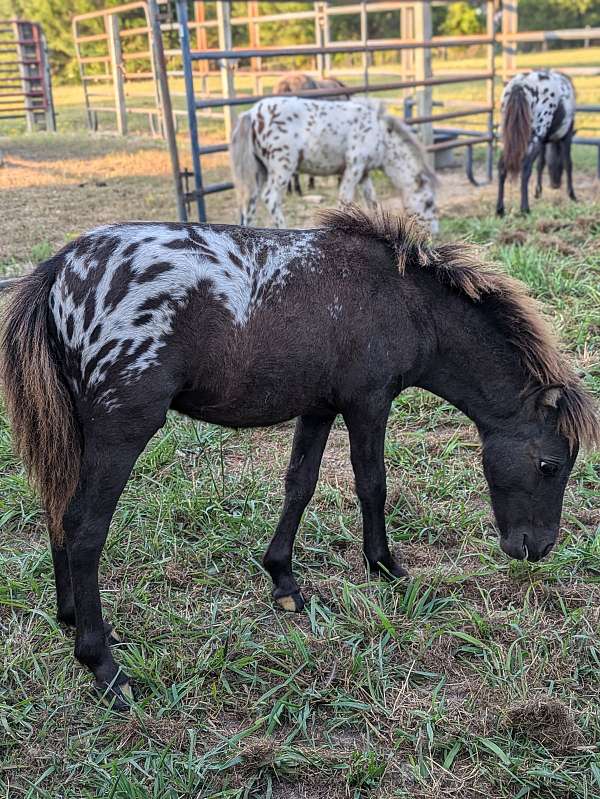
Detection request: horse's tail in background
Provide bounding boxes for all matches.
[230,112,266,223]
[547,141,564,189]
[502,84,531,177]
[0,257,81,542]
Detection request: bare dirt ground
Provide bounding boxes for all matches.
[2,132,597,268]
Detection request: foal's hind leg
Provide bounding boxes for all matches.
[534,146,546,199]
[562,126,577,201]
[344,400,408,580]
[51,542,119,644]
[263,414,335,612]
[63,409,166,709]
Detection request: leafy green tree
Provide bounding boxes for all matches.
[440,2,484,36]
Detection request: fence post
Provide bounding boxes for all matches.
[216,0,235,142]
[315,1,327,77]
[106,13,127,135]
[486,0,496,181]
[248,1,261,95]
[360,0,369,90]
[13,21,35,133]
[502,0,518,82]
[400,4,415,86]
[41,31,56,132]
[148,0,186,221]
[414,2,433,161]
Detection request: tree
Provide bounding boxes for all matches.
[440,2,485,36]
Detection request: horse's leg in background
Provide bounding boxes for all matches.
[263,414,335,611]
[338,160,365,205]
[344,400,408,579]
[241,169,265,226]
[293,174,303,196]
[520,141,542,214]
[496,155,507,216]
[359,174,377,209]
[64,408,166,709]
[261,170,290,228]
[308,176,315,191]
[562,125,577,201]
[534,145,546,199]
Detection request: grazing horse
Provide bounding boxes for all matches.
[231,97,438,232]
[1,206,597,710]
[273,72,350,195]
[496,69,576,216]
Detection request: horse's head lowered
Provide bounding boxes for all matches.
[482,385,583,562]
[381,115,439,234]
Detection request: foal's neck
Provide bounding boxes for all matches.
[415,291,531,435]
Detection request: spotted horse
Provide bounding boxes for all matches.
[1,206,598,710]
[497,69,576,216]
[230,96,439,232]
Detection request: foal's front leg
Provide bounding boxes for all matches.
[263,414,335,611]
[534,145,546,199]
[344,402,408,579]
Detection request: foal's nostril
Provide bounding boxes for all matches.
[540,541,554,558]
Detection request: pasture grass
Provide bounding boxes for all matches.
[0,131,599,798]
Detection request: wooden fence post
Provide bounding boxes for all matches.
[216,0,235,141]
[248,1,261,94]
[106,13,127,135]
[502,0,518,82]
[400,4,415,84]
[315,2,327,77]
[414,2,433,161]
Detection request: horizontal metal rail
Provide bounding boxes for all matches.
[193,73,493,110]
[189,36,495,61]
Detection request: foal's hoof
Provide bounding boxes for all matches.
[94,678,134,712]
[104,623,123,646]
[273,589,305,613]
[369,559,410,581]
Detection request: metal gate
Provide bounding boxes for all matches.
[0,19,55,132]
[175,0,497,222]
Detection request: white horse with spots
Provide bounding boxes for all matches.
[230,97,439,232]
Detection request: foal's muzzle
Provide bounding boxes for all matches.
[500,531,556,563]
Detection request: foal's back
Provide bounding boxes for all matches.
[48,221,408,424]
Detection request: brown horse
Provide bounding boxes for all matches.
[1,206,597,710]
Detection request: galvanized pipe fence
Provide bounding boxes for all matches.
[0,19,55,132]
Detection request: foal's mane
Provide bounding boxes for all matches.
[317,205,599,450]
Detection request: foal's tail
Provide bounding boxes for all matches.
[0,258,81,541]
[502,84,531,177]
[230,111,265,223]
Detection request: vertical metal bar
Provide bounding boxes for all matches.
[248,1,261,95]
[148,0,186,221]
[106,13,127,135]
[177,0,206,222]
[414,1,433,162]
[72,18,94,131]
[216,0,235,142]
[14,20,35,132]
[317,2,327,77]
[486,0,495,180]
[361,1,368,92]
[145,1,163,137]
[502,0,518,82]
[41,30,56,132]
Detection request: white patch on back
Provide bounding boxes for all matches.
[50,224,319,407]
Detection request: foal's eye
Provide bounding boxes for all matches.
[424,200,434,211]
[539,460,559,476]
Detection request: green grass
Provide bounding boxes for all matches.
[1,176,599,797]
